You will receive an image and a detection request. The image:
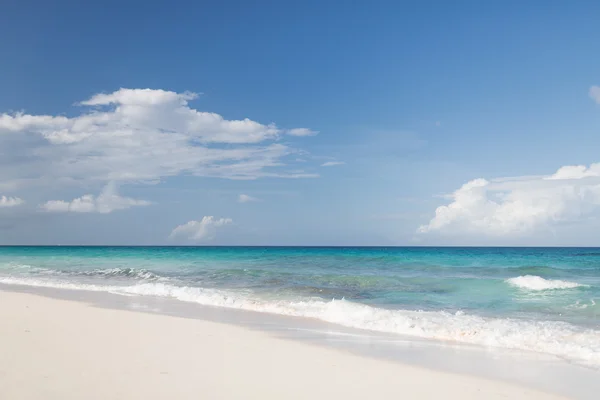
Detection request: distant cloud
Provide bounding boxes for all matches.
[287,128,318,137]
[590,86,600,104]
[419,163,600,236]
[169,216,232,241]
[0,196,24,208]
[41,183,150,214]
[238,194,259,203]
[321,161,345,167]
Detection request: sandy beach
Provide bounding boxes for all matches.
[0,290,569,400]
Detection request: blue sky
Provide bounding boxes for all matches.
[1,1,600,245]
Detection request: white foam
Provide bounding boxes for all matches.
[0,276,118,292]
[506,275,587,291]
[2,276,600,367]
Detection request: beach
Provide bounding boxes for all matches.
[2,1,599,398]
[2,246,599,370]
[0,290,570,400]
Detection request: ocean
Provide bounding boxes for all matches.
[1,246,599,367]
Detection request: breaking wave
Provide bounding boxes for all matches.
[506,275,588,291]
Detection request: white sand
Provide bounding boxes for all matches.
[0,290,568,399]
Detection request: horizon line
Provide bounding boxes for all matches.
[1,245,600,248]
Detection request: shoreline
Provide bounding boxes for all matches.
[0,288,593,399]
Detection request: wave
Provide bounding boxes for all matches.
[0,276,120,292]
[77,268,163,281]
[1,276,599,367]
[3,264,164,281]
[567,299,597,310]
[506,275,588,291]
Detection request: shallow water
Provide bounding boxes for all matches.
[1,246,599,367]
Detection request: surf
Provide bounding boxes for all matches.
[2,275,600,368]
[506,275,588,291]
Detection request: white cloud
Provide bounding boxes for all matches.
[0,196,24,207]
[287,128,318,136]
[238,194,259,203]
[169,216,232,241]
[590,86,600,104]
[41,183,150,214]
[321,161,345,167]
[0,88,318,193]
[419,163,600,236]
[547,164,600,180]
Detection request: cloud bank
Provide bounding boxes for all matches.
[419,163,600,236]
[0,88,318,194]
[41,183,150,214]
[169,216,233,241]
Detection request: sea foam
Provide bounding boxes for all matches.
[506,275,587,291]
[1,276,600,367]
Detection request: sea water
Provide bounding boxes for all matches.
[1,246,599,367]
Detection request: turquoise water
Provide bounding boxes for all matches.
[1,246,600,366]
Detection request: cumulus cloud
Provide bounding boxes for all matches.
[0,88,318,193]
[321,161,345,167]
[238,194,259,203]
[0,196,24,207]
[419,163,600,236]
[548,164,600,180]
[41,183,150,214]
[169,216,232,241]
[287,128,318,137]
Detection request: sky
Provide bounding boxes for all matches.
[1,0,600,246]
